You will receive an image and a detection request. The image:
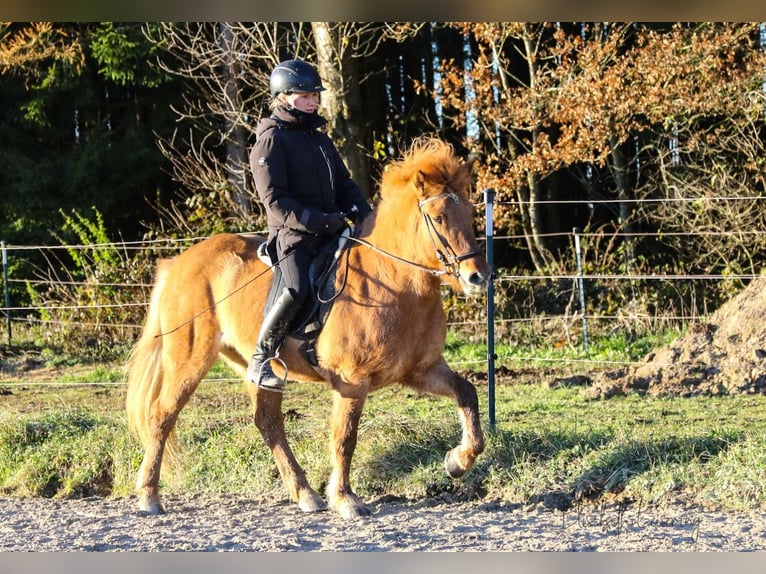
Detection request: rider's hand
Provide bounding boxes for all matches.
[321,211,346,234]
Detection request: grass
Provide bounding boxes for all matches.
[2,331,766,512]
[448,327,680,365]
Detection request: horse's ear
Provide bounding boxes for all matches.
[414,170,427,194]
[454,156,477,189]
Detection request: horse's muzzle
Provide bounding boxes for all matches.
[459,260,491,296]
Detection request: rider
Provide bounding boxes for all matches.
[246,58,372,392]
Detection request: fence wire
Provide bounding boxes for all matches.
[1,195,762,399]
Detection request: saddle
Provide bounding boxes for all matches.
[257,228,352,366]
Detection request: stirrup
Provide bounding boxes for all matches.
[256,356,288,393]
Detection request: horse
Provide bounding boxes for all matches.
[125,137,491,519]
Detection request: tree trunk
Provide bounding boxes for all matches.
[609,132,634,268]
[311,22,372,198]
[522,26,555,272]
[525,172,552,271]
[218,22,249,215]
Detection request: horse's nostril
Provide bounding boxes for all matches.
[468,271,486,286]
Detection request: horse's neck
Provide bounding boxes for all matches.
[365,200,415,255]
[358,209,442,299]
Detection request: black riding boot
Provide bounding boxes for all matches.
[246,288,298,392]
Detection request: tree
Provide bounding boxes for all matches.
[437,22,766,283]
[0,22,83,77]
[0,22,177,245]
[142,22,271,235]
[145,22,439,235]
[436,22,567,271]
[630,24,766,294]
[310,22,391,198]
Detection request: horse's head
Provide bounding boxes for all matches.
[411,151,491,296]
[375,137,491,296]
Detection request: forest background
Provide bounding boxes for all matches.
[1,22,766,359]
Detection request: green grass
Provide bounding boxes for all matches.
[3,349,766,512]
[444,326,681,370]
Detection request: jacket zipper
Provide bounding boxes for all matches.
[319,146,334,193]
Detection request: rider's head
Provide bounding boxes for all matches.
[269,59,325,98]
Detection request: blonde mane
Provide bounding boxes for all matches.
[380,137,466,202]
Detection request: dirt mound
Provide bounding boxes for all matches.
[587,277,766,399]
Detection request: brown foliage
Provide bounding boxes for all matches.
[0,22,83,77]
[442,23,764,193]
[434,23,766,277]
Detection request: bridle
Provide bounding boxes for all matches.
[417,191,484,279]
[347,191,483,279]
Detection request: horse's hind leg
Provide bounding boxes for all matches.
[248,385,327,512]
[411,359,485,479]
[136,348,216,514]
[135,393,179,514]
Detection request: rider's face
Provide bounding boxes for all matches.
[285,91,320,114]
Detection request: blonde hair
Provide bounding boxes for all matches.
[269,94,286,111]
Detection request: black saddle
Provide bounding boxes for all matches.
[257,228,352,366]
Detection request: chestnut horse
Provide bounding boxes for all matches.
[125,137,491,519]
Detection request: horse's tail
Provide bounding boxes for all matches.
[125,259,181,474]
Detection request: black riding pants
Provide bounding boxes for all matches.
[274,231,323,311]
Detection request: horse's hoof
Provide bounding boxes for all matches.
[298,491,328,512]
[338,502,371,519]
[331,496,372,519]
[444,449,467,479]
[137,493,165,515]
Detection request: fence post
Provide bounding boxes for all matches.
[572,228,589,351]
[2,241,10,346]
[483,189,496,431]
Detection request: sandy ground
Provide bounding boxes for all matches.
[1,493,765,552]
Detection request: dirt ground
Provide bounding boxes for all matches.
[1,493,765,551]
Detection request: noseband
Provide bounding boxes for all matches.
[418,192,483,278]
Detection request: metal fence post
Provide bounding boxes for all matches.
[2,241,10,345]
[572,228,589,351]
[484,189,496,430]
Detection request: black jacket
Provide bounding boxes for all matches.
[250,105,372,254]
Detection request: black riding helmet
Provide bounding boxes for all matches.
[269,59,326,97]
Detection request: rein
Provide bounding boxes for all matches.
[154,248,288,338]
[346,235,448,277]
[157,191,483,338]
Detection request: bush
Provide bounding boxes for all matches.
[22,208,155,360]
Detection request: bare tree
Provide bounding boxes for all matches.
[143,22,299,232]
[637,88,766,284]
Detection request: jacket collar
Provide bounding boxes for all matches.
[271,105,327,130]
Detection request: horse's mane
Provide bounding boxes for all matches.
[380,137,465,202]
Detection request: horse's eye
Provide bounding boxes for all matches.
[433,215,445,225]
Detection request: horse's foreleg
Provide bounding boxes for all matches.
[250,387,326,512]
[326,387,370,519]
[416,360,485,478]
